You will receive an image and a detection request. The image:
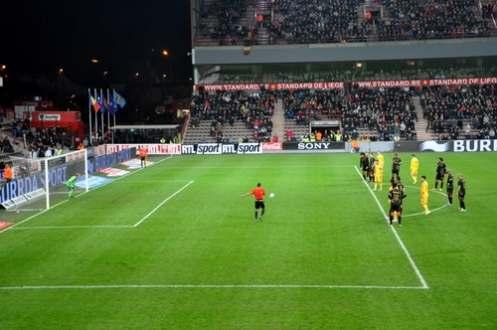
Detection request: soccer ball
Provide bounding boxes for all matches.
[269,193,275,198]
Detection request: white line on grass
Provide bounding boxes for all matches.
[0,284,428,291]
[353,166,430,289]
[0,199,71,234]
[1,156,174,234]
[403,204,450,218]
[162,165,353,169]
[133,180,195,227]
[12,225,133,230]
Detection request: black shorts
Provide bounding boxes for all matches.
[255,200,265,209]
[390,204,402,213]
[447,188,453,195]
[436,173,444,180]
[392,168,400,175]
[458,193,465,199]
[140,156,146,161]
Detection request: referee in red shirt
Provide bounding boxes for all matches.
[243,183,266,221]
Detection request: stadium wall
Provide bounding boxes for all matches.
[193,38,497,65]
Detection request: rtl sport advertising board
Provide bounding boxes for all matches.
[182,143,264,155]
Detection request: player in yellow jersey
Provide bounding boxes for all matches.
[373,159,384,191]
[377,152,385,169]
[410,154,420,184]
[420,176,431,215]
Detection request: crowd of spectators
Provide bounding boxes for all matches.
[195,0,496,46]
[191,82,497,142]
[281,87,417,141]
[378,0,491,41]
[8,119,77,158]
[270,0,368,44]
[420,84,497,139]
[281,89,343,124]
[190,88,275,142]
[342,87,417,141]
[196,0,253,46]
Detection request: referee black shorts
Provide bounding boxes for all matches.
[255,200,265,209]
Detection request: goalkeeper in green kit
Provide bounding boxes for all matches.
[65,174,78,198]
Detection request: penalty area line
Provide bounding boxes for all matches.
[133,180,195,227]
[0,284,429,291]
[353,166,430,289]
[1,157,175,234]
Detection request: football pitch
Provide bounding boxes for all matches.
[1,152,496,329]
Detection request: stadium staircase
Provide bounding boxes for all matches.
[255,0,272,45]
[183,121,255,144]
[413,96,435,141]
[271,99,285,142]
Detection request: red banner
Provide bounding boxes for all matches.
[30,111,85,138]
[197,77,497,91]
[262,142,283,151]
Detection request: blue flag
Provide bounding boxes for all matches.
[107,98,118,114]
[113,90,127,109]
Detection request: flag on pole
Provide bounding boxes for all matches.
[113,90,127,109]
[107,98,118,114]
[96,95,106,113]
[90,95,101,112]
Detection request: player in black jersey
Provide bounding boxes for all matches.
[435,158,447,190]
[458,175,467,212]
[392,153,402,178]
[368,153,376,182]
[360,153,370,180]
[388,182,406,226]
[446,171,454,205]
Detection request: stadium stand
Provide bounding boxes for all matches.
[194,0,497,46]
[186,88,275,143]
[195,0,256,46]
[420,84,497,139]
[186,82,497,143]
[280,87,417,141]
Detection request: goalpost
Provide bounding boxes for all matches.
[1,149,89,213]
[42,149,89,209]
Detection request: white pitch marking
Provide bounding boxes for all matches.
[133,180,195,227]
[403,204,450,218]
[11,225,133,230]
[1,157,174,234]
[354,166,430,289]
[0,199,70,234]
[400,185,450,218]
[162,165,353,169]
[0,284,429,291]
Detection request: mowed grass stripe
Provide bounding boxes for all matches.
[1,153,497,329]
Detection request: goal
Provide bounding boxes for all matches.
[0,149,89,212]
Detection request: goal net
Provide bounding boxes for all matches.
[0,149,89,213]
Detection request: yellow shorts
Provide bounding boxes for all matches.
[411,169,418,177]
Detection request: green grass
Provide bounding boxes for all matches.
[0,153,497,329]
